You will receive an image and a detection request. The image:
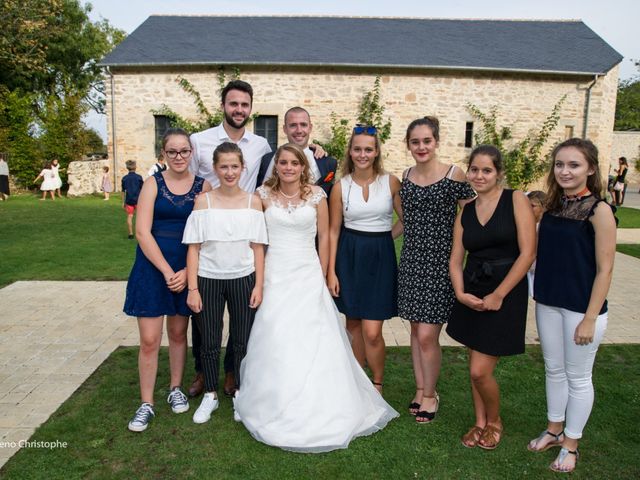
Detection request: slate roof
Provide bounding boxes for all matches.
[100,16,623,76]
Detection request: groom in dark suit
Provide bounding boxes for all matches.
[256,107,337,196]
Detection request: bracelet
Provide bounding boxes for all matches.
[188,287,198,292]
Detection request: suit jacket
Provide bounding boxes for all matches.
[256,151,338,197]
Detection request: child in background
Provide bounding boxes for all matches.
[51,159,64,198]
[526,190,546,297]
[102,166,113,200]
[122,160,144,239]
[148,153,167,177]
[34,161,57,201]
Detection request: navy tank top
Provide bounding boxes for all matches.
[534,196,607,315]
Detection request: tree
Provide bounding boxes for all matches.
[316,75,393,162]
[0,0,125,187]
[615,60,640,131]
[467,96,566,190]
[356,76,392,144]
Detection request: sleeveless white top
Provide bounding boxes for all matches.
[182,192,268,279]
[341,174,393,232]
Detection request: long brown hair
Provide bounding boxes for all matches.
[545,138,604,212]
[263,143,312,200]
[340,129,384,178]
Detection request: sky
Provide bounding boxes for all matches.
[83,0,640,139]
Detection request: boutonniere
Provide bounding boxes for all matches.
[323,171,335,183]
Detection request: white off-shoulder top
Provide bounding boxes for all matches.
[183,192,268,279]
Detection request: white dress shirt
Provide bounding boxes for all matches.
[190,124,271,192]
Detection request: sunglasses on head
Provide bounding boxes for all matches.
[353,124,377,135]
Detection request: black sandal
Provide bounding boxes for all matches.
[408,388,423,416]
[415,393,440,424]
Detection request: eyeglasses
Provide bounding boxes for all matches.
[353,124,377,135]
[164,149,192,159]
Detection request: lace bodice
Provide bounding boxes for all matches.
[257,186,326,251]
[550,195,598,221]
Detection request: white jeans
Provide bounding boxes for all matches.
[535,303,607,439]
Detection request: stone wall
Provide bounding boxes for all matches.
[105,65,620,189]
[611,131,640,185]
[67,159,111,196]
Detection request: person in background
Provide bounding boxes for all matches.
[34,161,57,201]
[51,159,64,198]
[148,152,167,177]
[121,160,144,240]
[526,190,546,297]
[102,166,113,201]
[528,138,616,473]
[611,156,628,206]
[0,154,9,201]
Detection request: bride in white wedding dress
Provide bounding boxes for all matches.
[234,143,398,453]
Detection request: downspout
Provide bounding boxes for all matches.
[106,67,117,188]
[582,75,599,139]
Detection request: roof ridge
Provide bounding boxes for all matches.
[146,14,583,23]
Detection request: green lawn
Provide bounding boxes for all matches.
[1,345,638,479]
[616,206,640,228]
[0,194,136,287]
[1,194,638,288]
[617,244,640,259]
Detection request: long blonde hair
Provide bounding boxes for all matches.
[263,143,313,200]
[340,130,384,178]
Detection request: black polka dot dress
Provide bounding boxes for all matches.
[398,167,475,324]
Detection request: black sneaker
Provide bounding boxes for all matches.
[167,387,189,413]
[128,402,155,432]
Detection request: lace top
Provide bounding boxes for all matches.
[549,195,598,221]
[151,172,205,237]
[534,195,607,314]
[257,185,326,254]
[257,185,326,213]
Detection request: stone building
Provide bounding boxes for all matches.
[100,15,622,188]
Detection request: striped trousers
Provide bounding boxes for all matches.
[195,273,256,392]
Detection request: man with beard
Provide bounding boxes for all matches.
[187,80,271,399]
[190,80,271,191]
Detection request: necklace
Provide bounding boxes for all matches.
[562,186,591,202]
[279,189,299,199]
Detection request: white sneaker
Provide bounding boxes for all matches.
[167,387,189,414]
[193,392,219,424]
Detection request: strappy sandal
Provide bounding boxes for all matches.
[408,388,423,416]
[527,430,564,452]
[550,447,579,473]
[461,426,484,448]
[372,381,383,394]
[478,423,503,450]
[415,392,439,424]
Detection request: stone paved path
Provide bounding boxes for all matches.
[1,250,639,466]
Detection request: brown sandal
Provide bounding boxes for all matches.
[461,426,484,448]
[478,423,503,450]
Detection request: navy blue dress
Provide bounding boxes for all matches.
[124,172,205,317]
